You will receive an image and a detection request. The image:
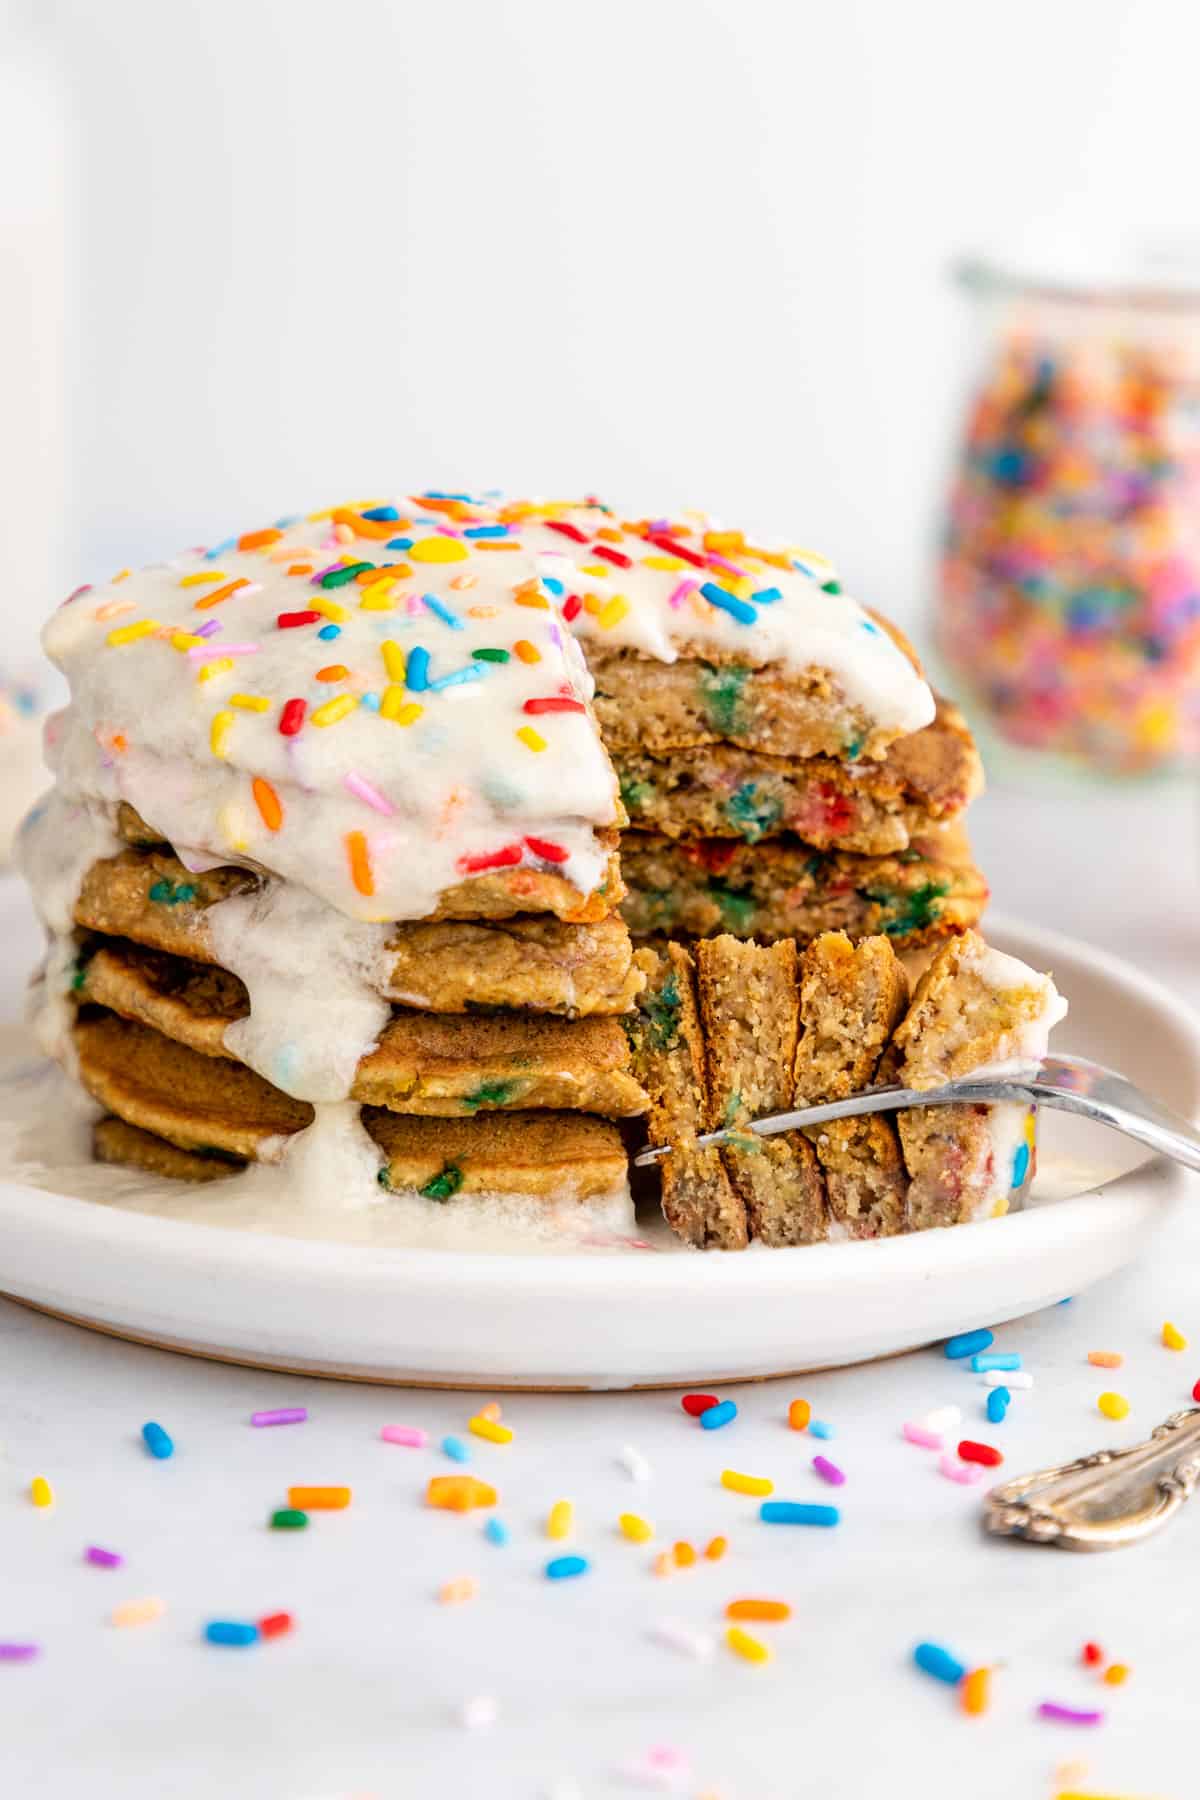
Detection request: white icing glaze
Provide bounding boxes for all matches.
[960,940,1069,1072]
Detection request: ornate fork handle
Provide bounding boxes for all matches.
[983,1407,1200,1550]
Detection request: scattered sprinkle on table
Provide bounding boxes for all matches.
[545,1555,588,1581]
[760,1501,839,1526]
[939,1453,985,1485]
[971,1353,1021,1373]
[808,1420,835,1439]
[270,1508,308,1530]
[924,1406,962,1433]
[205,1621,259,1647]
[903,1421,942,1449]
[381,1425,428,1448]
[913,1641,966,1685]
[682,1393,718,1417]
[618,1445,651,1482]
[699,1400,737,1431]
[1087,1352,1123,1369]
[442,1435,471,1463]
[1037,1702,1105,1726]
[721,1469,773,1497]
[141,1422,174,1460]
[726,1599,791,1622]
[251,1408,307,1428]
[1097,1392,1130,1421]
[961,1667,990,1715]
[85,1545,124,1568]
[1162,1320,1188,1351]
[111,1597,165,1628]
[985,1369,1034,1389]
[288,1485,351,1509]
[546,1499,574,1540]
[468,1415,513,1445]
[459,1694,499,1731]
[619,1513,654,1543]
[788,1398,811,1431]
[987,1388,1010,1424]
[29,1476,53,1508]
[438,1577,478,1605]
[427,1476,496,1512]
[258,1611,293,1640]
[483,1517,509,1546]
[945,1329,994,1360]
[957,1440,1003,1467]
[1081,1641,1105,1666]
[651,1619,715,1660]
[726,1625,772,1665]
[673,1540,697,1567]
[704,1535,728,1560]
[0,1643,40,1663]
[812,1455,845,1487]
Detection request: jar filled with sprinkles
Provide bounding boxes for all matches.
[937,252,1200,773]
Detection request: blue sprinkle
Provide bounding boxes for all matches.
[545,1555,589,1580]
[808,1420,835,1440]
[204,536,239,561]
[971,1352,1020,1373]
[204,1621,259,1647]
[944,1329,993,1360]
[699,581,758,626]
[751,586,782,604]
[427,664,485,692]
[422,592,464,631]
[858,618,882,635]
[760,1501,840,1526]
[317,624,341,640]
[386,537,414,551]
[913,1641,965,1685]
[141,1421,174,1460]
[463,525,509,539]
[360,691,381,712]
[699,1399,737,1431]
[541,576,565,596]
[441,1435,470,1463]
[421,491,472,502]
[987,1387,1010,1425]
[406,647,431,692]
[484,1517,509,1546]
[361,505,400,522]
[1011,1141,1031,1188]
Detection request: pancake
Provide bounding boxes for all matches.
[619,823,988,946]
[76,941,647,1117]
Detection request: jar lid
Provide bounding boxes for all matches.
[958,237,1200,308]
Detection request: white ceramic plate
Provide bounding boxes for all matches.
[0,915,1196,1388]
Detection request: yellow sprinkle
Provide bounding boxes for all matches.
[218,805,248,852]
[468,1415,514,1445]
[229,693,270,712]
[1103,1662,1130,1685]
[597,595,630,630]
[391,702,424,727]
[410,536,469,564]
[111,1597,165,1628]
[1163,1320,1188,1350]
[359,590,396,612]
[720,1469,774,1498]
[725,1626,772,1666]
[30,1476,53,1508]
[438,1576,478,1605]
[196,658,235,682]
[546,1499,573,1540]
[619,1513,654,1543]
[107,619,158,647]
[642,555,685,571]
[310,694,359,728]
[381,686,422,726]
[580,562,612,579]
[517,726,548,752]
[1098,1391,1130,1420]
[111,568,131,583]
[209,710,234,758]
[381,640,406,682]
[179,571,226,587]
[170,632,204,652]
[310,597,349,622]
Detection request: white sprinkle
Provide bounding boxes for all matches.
[983,1369,1034,1389]
[618,1445,652,1482]
[922,1405,962,1432]
[459,1693,499,1731]
[650,1618,715,1661]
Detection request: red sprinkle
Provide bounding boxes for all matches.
[589,542,633,569]
[1192,1378,1200,1402]
[1081,1640,1105,1667]
[561,594,583,622]
[457,844,523,875]
[645,531,708,569]
[277,609,321,629]
[522,697,586,715]
[545,520,590,544]
[258,1612,293,1640]
[278,697,307,737]
[957,1440,1003,1468]
[524,836,569,864]
[681,1393,719,1417]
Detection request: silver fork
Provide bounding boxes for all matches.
[632,1052,1200,1174]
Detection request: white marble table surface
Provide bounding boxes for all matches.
[1,768,1198,1800]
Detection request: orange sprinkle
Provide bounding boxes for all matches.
[252,777,283,832]
[513,639,541,664]
[287,563,313,576]
[331,506,405,542]
[426,1475,497,1512]
[515,591,551,610]
[449,575,478,591]
[346,831,374,897]
[474,540,521,552]
[725,1599,791,1623]
[194,577,250,611]
[673,1541,696,1568]
[438,1576,478,1606]
[237,527,282,552]
[704,1536,728,1561]
[788,1398,812,1431]
[94,600,136,621]
[652,1551,674,1578]
[1104,1662,1130,1685]
[466,605,499,618]
[315,664,350,682]
[287,1485,351,1510]
[109,732,128,754]
[479,1401,503,1422]
[1087,1351,1123,1368]
[961,1667,990,1715]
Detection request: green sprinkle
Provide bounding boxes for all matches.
[70,962,87,993]
[698,662,750,735]
[722,1089,743,1129]
[270,1508,308,1530]
[870,880,948,937]
[377,1165,394,1192]
[618,775,654,814]
[421,1163,464,1202]
[472,648,510,663]
[147,879,196,906]
[639,972,681,1050]
[148,880,172,903]
[821,578,842,594]
[704,878,757,933]
[175,884,197,903]
[724,782,782,842]
[321,561,374,587]
[462,1080,520,1112]
[842,736,864,762]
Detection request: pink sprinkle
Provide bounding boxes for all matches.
[939,1452,985,1485]
[667,579,699,610]
[706,553,746,577]
[812,1454,845,1487]
[902,1421,942,1449]
[1036,1702,1105,1726]
[381,1425,428,1448]
[85,1545,124,1569]
[311,561,346,583]
[0,1643,39,1663]
[194,619,222,639]
[436,523,461,538]
[406,594,423,615]
[187,642,260,662]
[251,1407,307,1427]
[343,771,396,816]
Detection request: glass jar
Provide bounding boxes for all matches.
[936,257,1200,773]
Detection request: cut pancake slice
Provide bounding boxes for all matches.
[695,936,825,1246]
[626,944,747,1249]
[620,822,988,947]
[614,696,983,854]
[793,933,910,1239]
[75,850,643,1016]
[75,946,648,1118]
